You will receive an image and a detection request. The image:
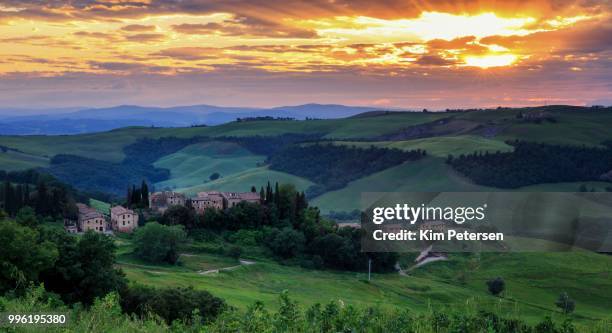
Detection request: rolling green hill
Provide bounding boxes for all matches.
[311,157,491,213]
[309,132,610,213]
[151,141,313,194]
[153,141,266,190]
[0,105,611,204]
[0,149,49,171]
[0,112,444,166]
[115,236,612,327]
[176,167,313,195]
[328,135,514,157]
[1,106,610,168]
[312,157,612,214]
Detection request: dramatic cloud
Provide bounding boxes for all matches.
[120,24,156,32]
[0,0,610,108]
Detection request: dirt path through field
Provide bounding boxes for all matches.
[198,259,256,275]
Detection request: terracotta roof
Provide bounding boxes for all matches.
[238,192,261,200]
[111,205,135,215]
[76,203,105,220]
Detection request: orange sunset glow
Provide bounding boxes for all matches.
[0,0,610,109]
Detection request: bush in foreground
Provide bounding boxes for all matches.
[133,222,187,264]
[2,285,607,333]
[121,285,226,324]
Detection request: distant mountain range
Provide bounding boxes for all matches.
[0,104,394,135]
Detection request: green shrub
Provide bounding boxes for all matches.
[556,292,576,315]
[133,222,187,264]
[486,277,505,296]
[226,245,242,259]
[121,285,226,325]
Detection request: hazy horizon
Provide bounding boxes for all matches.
[2,102,610,117]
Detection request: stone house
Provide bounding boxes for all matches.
[76,203,107,233]
[149,191,186,213]
[190,191,224,213]
[110,205,139,233]
[222,191,261,208]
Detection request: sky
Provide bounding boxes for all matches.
[0,0,610,110]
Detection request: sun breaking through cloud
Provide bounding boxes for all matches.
[0,0,609,108]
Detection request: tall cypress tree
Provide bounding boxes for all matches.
[265,182,272,204]
[3,180,14,216]
[131,185,140,206]
[127,186,133,208]
[141,181,149,208]
[35,181,48,216]
[22,184,30,206]
[274,182,280,207]
[14,184,23,213]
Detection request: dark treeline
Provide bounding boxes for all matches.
[269,144,426,197]
[122,136,206,166]
[236,116,295,122]
[0,169,78,218]
[220,133,323,157]
[448,141,612,188]
[157,182,397,272]
[48,137,206,196]
[48,154,167,196]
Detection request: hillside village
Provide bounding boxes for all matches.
[66,190,260,234]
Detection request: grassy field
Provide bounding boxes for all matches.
[495,109,612,147]
[312,157,491,213]
[0,112,445,167]
[114,236,612,327]
[153,140,313,194]
[89,198,111,215]
[312,157,612,213]
[0,107,611,171]
[176,167,313,195]
[0,149,49,171]
[0,127,159,163]
[330,135,514,157]
[415,250,612,321]
[153,141,266,191]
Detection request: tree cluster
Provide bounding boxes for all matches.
[48,154,168,196]
[0,211,225,325]
[220,133,323,157]
[269,144,425,196]
[448,141,612,188]
[133,222,187,264]
[122,136,206,166]
[126,180,149,208]
[157,182,397,272]
[121,285,226,324]
[39,228,127,305]
[48,136,207,196]
[1,173,77,218]
[0,211,126,305]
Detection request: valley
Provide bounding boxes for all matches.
[1,105,612,330]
